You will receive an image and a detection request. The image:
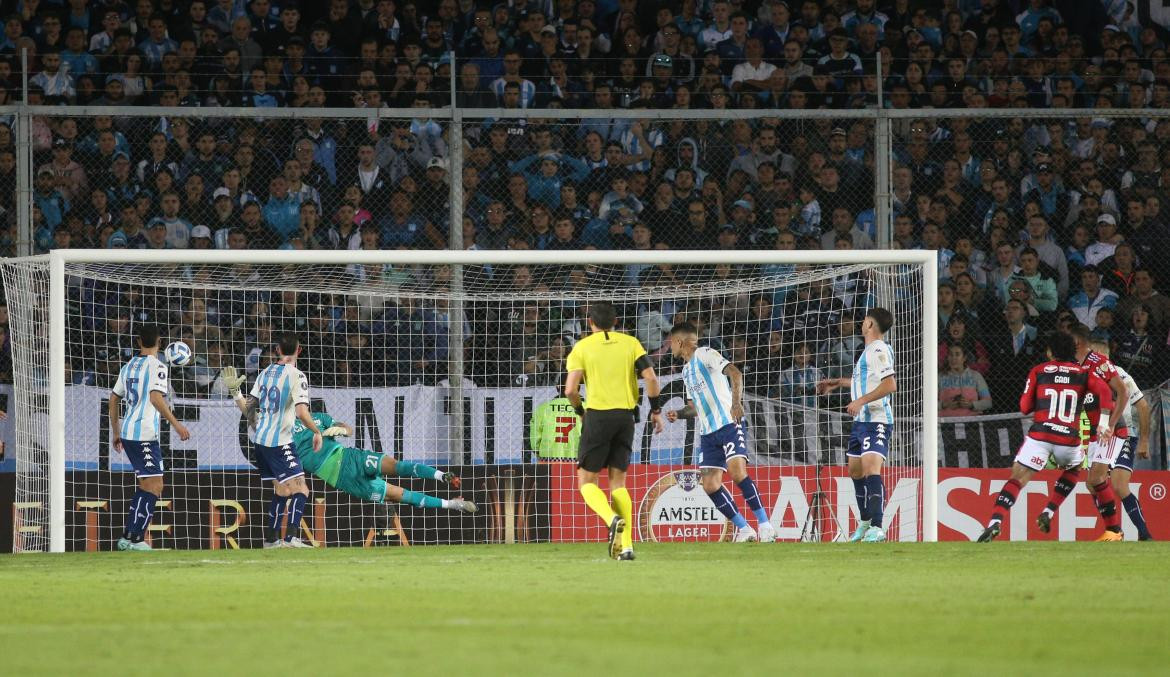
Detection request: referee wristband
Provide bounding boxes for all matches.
[648,394,665,413]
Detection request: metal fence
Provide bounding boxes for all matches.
[5,100,1170,446]
[5,103,1169,260]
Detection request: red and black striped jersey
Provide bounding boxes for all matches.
[1080,350,1128,439]
[1020,361,1114,446]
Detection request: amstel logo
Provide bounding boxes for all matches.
[638,470,731,542]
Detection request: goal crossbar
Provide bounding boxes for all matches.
[46,248,939,267]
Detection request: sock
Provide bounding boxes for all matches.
[990,478,1022,524]
[580,483,617,524]
[266,494,286,543]
[865,474,885,529]
[394,460,444,481]
[284,493,307,540]
[124,489,158,542]
[611,488,634,550]
[736,477,770,525]
[122,490,143,540]
[399,489,446,509]
[1045,469,1080,513]
[1091,481,1121,532]
[136,491,158,542]
[852,477,870,521]
[1122,494,1152,539]
[707,487,749,529]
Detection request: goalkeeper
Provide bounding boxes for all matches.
[223,368,476,514]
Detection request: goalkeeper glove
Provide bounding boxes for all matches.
[222,366,246,399]
[322,426,349,438]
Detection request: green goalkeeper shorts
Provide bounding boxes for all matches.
[334,447,387,503]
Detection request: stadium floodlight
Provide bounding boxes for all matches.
[1,248,936,552]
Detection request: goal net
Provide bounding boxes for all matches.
[1,250,936,552]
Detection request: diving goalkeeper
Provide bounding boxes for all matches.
[224,367,477,514]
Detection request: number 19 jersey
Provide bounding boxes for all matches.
[249,363,310,447]
[112,354,169,442]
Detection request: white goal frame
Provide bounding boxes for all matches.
[35,248,938,551]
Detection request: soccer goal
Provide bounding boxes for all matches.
[1,249,937,552]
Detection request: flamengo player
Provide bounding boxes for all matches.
[665,322,776,543]
[109,324,191,551]
[977,332,1115,542]
[229,333,323,548]
[1059,324,1129,540]
[1036,341,1152,540]
[817,308,897,543]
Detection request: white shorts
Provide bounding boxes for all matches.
[1014,437,1084,472]
[1088,436,1126,467]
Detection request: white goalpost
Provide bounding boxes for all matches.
[2,248,937,552]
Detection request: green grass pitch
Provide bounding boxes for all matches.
[2,542,1168,676]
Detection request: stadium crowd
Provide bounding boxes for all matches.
[0,0,1167,417]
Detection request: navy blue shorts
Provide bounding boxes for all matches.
[122,440,164,478]
[698,421,748,470]
[1111,437,1137,472]
[847,422,892,458]
[252,442,304,483]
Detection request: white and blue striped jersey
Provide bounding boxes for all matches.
[851,339,895,424]
[112,354,169,442]
[681,346,736,436]
[1112,363,1144,435]
[619,126,664,173]
[249,363,310,447]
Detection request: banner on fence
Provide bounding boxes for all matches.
[547,465,1170,543]
[1,381,1167,473]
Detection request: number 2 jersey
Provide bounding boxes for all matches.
[249,362,310,447]
[1020,360,1113,446]
[681,346,735,436]
[111,354,169,442]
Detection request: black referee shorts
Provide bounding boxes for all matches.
[577,408,636,473]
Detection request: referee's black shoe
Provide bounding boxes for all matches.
[607,515,626,559]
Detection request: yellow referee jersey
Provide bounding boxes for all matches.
[565,330,648,411]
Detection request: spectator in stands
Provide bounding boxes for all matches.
[1012,248,1058,313]
[1114,268,1170,335]
[1069,265,1118,330]
[379,191,444,249]
[940,314,990,375]
[146,191,192,249]
[1113,305,1162,389]
[939,344,993,417]
[821,206,874,250]
[986,298,1039,412]
[1019,215,1068,298]
[1085,213,1123,266]
[779,341,821,408]
[41,138,87,205]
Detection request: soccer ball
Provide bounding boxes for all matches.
[165,341,193,367]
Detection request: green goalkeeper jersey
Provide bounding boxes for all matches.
[293,412,343,485]
[529,396,581,460]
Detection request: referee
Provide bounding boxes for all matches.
[564,301,665,561]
